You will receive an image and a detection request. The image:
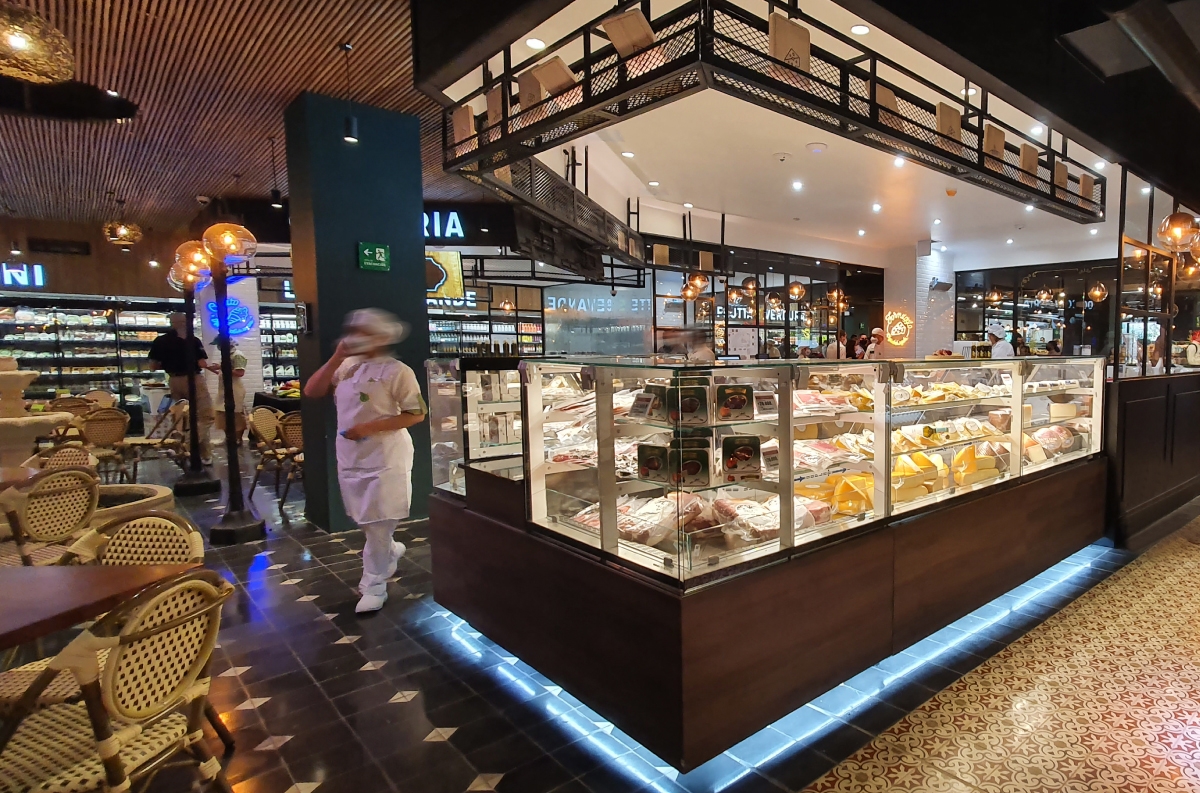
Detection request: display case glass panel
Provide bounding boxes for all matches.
[427,359,464,496]
[1020,358,1104,475]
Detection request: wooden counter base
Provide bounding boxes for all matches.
[431,456,1105,770]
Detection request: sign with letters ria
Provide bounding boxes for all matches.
[357,242,391,272]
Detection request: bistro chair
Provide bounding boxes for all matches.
[20,444,97,472]
[0,569,235,793]
[0,511,231,753]
[0,467,99,567]
[123,402,187,481]
[247,407,286,497]
[79,407,131,483]
[277,412,304,503]
[46,396,95,443]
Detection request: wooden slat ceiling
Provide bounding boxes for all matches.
[0,0,486,231]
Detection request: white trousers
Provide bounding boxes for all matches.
[359,520,401,597]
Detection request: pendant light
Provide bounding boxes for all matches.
[1088,282,1108,302]
[498,298,515,312]
[766,291,783,310]
[8,239,19,256]
[0,3,73,84]
[727,287,743,305]
[103,199,143,250]
[787,282,806,301]
[1035,288,1052,302]
[986,287,1003,303]
[681,284,699,301]
[688,273,709,291]
[203,222,257,266]
[268,137,284,208]
[741,276,758,294]
[340,43,358,143]
[1157,211,1200,252]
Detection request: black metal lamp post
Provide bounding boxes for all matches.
[202,223,266,545]
[170,244,220,497]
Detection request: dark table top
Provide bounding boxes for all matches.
[253,392,301,413]
[0,564,196,650]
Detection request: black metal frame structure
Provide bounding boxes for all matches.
[445,0,1106,224]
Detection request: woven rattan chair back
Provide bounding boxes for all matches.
[80,407,129,448]
[31,444,93,470]
[98,511,203,566]
[249,406,281,445]
[278,412,303,451]
[4,467,99,543]
[82,390,116,408]
[48,396,94,418]
[97,570,229,723]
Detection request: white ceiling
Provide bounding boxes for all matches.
[586,91,1118,270]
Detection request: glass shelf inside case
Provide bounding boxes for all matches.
[426,359,465,496]
[1019,357,1104,475]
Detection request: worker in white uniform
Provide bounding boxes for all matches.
[304,308,427,613]
[987,324,1015,358]
[825,331,847,360]
[864,327,886,359]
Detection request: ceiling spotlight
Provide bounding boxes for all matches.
[792,180,803,191]
[933,218,942,225]
[805,142,827,154]
[893,156,904,167]
[1094,161,1106,170]
[1025,204,1034,212]
[1006,238,1013,244]
[343,115,359,143]
[1141,186,1151,195]
[105,89,119,97]
[648,180,659,187]
[850,24,870,35]
[621,151,635,158]
[871,203,882,212]
[8,240,19,256]
[270,189,283,209]
[683,202,693,208]
[939,245,947,252]
[1031,124,1044,135]
[857,229,866,236]
[1089,228,1098,235]
[526,37,546,50]
[959,87,978,96]
[148,259,159,268]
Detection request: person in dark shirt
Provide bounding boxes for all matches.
[149,313,215,464]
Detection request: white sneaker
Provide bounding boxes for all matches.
[355,592,387,613]
[386,541,406,578]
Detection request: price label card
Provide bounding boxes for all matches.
[1001,373,1013,388]
[628,393,657,420]
[762,444,780,472]
[754,393,778,417]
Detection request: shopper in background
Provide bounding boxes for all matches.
[765,339,782,359]
[1013,332,1031,357]
[149,313,215,465]
[987,325,1014,358]
[303,308,426,614]
[208,336,247,446]
[853,334,869,359]
[864,327,886,359]
[825,331,847,360]
[799,346,812,359]
[1046,339,1062,355]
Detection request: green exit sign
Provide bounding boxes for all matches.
[357,242,390,272]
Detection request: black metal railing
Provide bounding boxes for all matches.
[443,0,1106,224]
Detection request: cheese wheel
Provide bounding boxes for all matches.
[795,481,834,500]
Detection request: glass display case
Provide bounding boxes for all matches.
[426,357,525,498]
[518,356,1105,587]
[260,307,299,383]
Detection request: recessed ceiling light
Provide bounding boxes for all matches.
[959,87,978,96]
[526,37,546,50]
[1141,186,1151,195]
[105,89,119,97]
[1094,161,1106,170]
[791,180,803,191]
[480,227,489,232]
[648,180,659,187]
[933,218,942,225]
[1089,228,1098,235]
[1006,238,1014,244]
[1025,204,1034,212]
[850,24,870,35]
[940,245,947,252]
[872,203,882,212]
[621,151,634,158]
[857,229,866,236]
[148,259,159,268]
[893,156,904,167]
[805,142,827,154]
[683,202,693,208]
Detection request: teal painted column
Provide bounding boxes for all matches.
[285,92,431,531]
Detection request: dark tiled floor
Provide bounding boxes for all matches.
[125,454,1136,793]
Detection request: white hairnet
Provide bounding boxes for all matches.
[986,324,1007,337]
[343,308,409,346]
[871,327,884,336]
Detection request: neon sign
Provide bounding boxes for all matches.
[885,310,914,346]
[1,263,45,289]
[423,210,465,240]
[206,297,256,336]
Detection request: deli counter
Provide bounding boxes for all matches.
[429,355,1107,768]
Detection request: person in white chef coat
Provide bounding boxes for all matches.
[304,308,427,613]
[987,324,1015,358]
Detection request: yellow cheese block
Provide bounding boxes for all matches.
[953,445,977,473]
[794,423,819,440]
[892,483,927,503]
[1026,443,1047,463]
[911,451,940,478]
[954,468,1000,486]
[1023,404,1033,423]
[826,472,873,487]
[975,455,997,470]
[1049,403,1078,420]
[834,476,874,514]
[893,454,922,478]
[795,481,834,501]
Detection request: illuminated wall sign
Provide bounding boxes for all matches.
[206,297,257,336]
[885,310,914,346]
[422,202,517,247]
[427,289,481,310]
[1,263,45,289]
[545,296,652,314]
[424,211,464,240]
[426,251,465,299]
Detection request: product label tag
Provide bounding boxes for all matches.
[762,444,780,472]
[754,393,778,417]
[629,393,656,420]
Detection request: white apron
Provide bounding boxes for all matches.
[334,358,414,523]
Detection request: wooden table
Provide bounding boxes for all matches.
[0,467,40,491]
[0,564,195,650]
